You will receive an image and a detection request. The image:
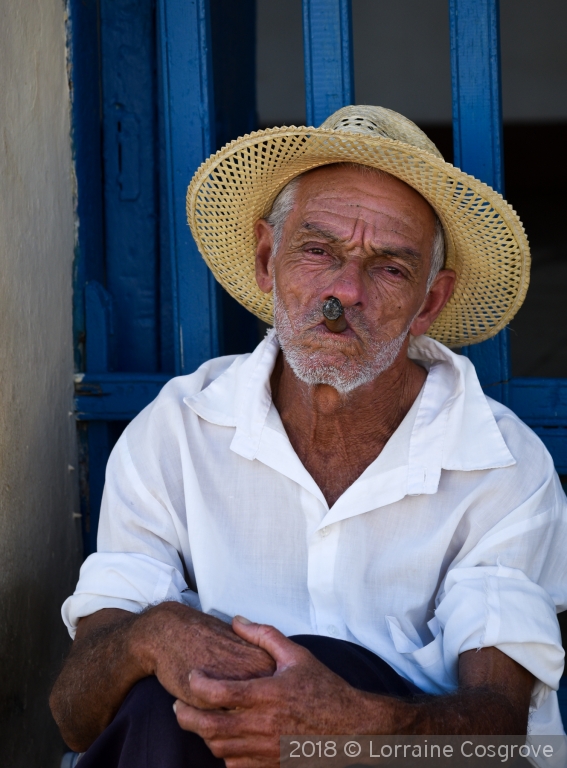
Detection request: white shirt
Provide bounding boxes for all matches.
[63,331,567,738]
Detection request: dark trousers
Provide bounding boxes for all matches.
[77,635,420,768]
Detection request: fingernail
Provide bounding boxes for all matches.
[234,615,252,625]
[173,701,177,714]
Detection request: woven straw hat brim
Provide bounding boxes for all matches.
[187,125,530,348]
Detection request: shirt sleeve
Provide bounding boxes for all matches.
[436,560,564,708]
[62,384,196,638]
[62,552,190,637]
[435,423,567,710]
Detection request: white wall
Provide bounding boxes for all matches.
[0,1,81,765]
[257,0,567,126]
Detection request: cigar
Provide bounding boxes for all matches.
[322,296,347,333]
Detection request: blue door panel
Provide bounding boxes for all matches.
[449,0,504,194]
[157,0,220,376]
[100,0,160,373]
[511,378,567,474]
[512,379,567,426]
[449,0,510,402]
[303,0,354,127]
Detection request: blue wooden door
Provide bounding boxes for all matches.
[69,0,567,556]
[69,0,257,554]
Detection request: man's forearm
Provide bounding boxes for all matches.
[360,687,529,736]
[50,604,278,753]
[359,645,532,737]
[50,609,147,752]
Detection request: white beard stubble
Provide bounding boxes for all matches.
[273,283,412,395]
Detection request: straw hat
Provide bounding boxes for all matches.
[186,105,530,347]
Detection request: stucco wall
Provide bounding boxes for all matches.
[0,1,81,765]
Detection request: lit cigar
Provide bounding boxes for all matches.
[322,296,347,333]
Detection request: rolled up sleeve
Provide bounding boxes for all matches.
[62,552,189,638]
[433,456,567,711]
[436,562,564,708]
[62,387,194,638]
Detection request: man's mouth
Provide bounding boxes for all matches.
[306,321,359,343]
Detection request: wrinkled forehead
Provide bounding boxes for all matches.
[296,163,436,215]
[288,163,438,245]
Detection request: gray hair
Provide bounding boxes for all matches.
[265,165,445,289]
[265,176,301,255]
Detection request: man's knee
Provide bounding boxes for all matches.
[119,675,176,725]
[78,676,222,768]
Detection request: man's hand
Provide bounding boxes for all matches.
[174,617,534,768]
[174,617,382,767]
[50,603,275,752]
[134,602,276,705]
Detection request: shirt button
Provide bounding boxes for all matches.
[327,624,338,637]
[320,526,329,537]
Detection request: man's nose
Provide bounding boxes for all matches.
[322,260,366,309]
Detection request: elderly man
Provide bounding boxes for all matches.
[51,106,567,767]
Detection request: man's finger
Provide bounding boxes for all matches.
[188,669,256,709]
[174,699,235,737]
[232,617,306,669]
[204,735,275,761]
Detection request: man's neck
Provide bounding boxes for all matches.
[270,344,427,508]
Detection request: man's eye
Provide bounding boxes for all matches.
[307,248,326,255]
[384,266,402,275]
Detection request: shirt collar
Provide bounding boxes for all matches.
[184,330,279,455]
[184,330,515,517]
[407,335,515,474]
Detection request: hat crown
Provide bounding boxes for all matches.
[320,105,444,160]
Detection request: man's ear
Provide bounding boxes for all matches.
[255,219,275,294]
[409,269,456,337]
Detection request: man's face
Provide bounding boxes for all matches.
[255,165,451,392]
